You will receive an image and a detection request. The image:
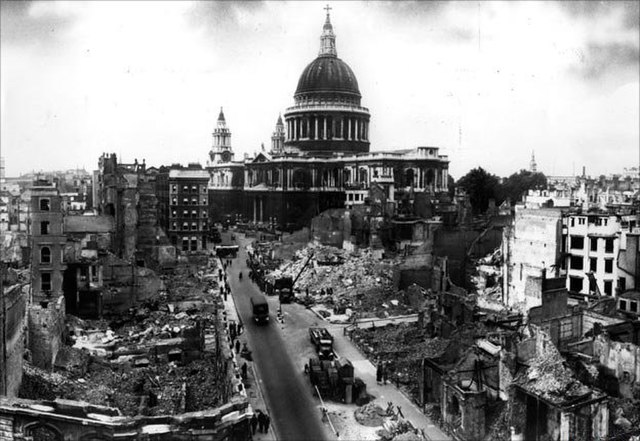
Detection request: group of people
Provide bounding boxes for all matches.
[250,410,271,435]
[376,360,396,385]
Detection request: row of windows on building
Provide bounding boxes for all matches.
[568,276,626,296]
[170,209,208,219]
[170,222,206,231]
[170,185,207,194]
[171,197,207,206]
[619,298,639,314]
[569,217,610,227]
[169,236,205,252]
[569,256,616,273]
[568,236,615,253]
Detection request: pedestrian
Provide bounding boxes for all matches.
[263,413,270,433]
[241,362,248,380]
[235,340,241,354]
[257,411,266,433]
[250,413,258,435]
[224,289,227,302]
[382,361,389,385]
[376,361,383,384]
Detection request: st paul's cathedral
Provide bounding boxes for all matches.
[207,9,450,230]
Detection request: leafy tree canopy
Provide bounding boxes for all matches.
[456,168,546,214]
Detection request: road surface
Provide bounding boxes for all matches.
[226,236,330,441]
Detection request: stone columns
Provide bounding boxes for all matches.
[253,198,257,223]
[323,117,327,140]
[314,117,319,140]
[348,118,352,140]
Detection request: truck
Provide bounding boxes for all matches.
[250,295,269,325]
[309,327,334,359]
[274,276,294,303]
[271,252,315,303]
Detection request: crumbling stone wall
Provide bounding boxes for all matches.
[27,296,65,370]
[0,284,27,397]
[594,334,640,399]
[0,397,251,441]
[502,208,563,312]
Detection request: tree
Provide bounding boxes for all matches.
[501,170,547,204]
[456,167,501,214]
[447,174,456,199]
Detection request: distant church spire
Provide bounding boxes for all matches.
[210,107,233,163]
[530,150,537,173]
[319,5,337,57]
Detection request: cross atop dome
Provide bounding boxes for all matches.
[319,5,337,57]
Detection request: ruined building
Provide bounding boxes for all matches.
[28,181,67,370]
[95,153,175,269]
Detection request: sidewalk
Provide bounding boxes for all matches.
[331,325,450,441]
[218,261,276,441]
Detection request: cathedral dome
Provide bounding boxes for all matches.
[295,57,361,99]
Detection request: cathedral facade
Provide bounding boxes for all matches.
[208,11,449,230]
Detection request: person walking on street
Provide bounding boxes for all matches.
[376,361,383,384]
[250,413,258,435]
[263,413,270,433]
[381,362,388,385]
[241,362,248,380]
[257,411,266,433]
[235,340,241,354]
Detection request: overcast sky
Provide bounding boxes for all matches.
[1,1,638,179]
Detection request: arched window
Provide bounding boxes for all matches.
[40,198,50,211]
[405,169,415,187]
[41,247,51,264]
[25,424,63,441]
[359,168,368,185]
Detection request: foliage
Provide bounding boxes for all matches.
[456,167,501,214]
[456,168,547,214]
[500,169,547,204]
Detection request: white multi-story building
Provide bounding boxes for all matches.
[563,213,620,296]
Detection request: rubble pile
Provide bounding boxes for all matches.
[609,397,640,438]
[354,403,386,427]
[352,323,450,403]
[269,244,412,317]
[516,342,592,405]
[469,248,505,311]
[20,256,234,417]
[376,420,424,441]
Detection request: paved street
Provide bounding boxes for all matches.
[223,232,449,441]
[226,237,330,441]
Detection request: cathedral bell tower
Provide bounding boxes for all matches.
[209,108,234,164]
[271,114,285,155]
